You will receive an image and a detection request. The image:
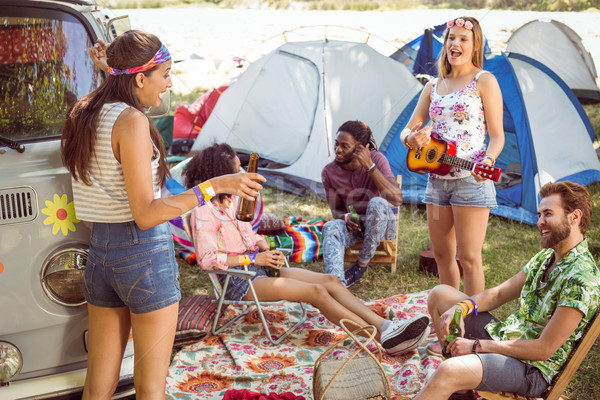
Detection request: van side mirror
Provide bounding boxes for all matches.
[106,15,131,40]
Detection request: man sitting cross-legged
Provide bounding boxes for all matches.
[321,120,403,287]
[414,181,600,400]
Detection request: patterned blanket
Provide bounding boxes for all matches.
[166,291,443,400]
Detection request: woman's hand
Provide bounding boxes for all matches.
[472,157,493,182]
[89,39,109,73]
[405,122,432,149]
[255,250,285,269]
[210,172,265,200]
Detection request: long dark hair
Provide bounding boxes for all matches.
[337,120,378,150]
[183,143,238,202]
[61,30,169,187]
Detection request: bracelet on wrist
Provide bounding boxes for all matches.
[344,213,350,223]
[456,302,468,317]
[197,181,215,202]
[192,186,206,206]
[472,338,480,354]
[465,298,478,316]
[249,249,258,264]
[238,254,252,266]
[483,154,496,166]
[367,163,377,173]
[403,133,413,150]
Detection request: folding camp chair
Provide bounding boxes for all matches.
[207,249,307,345]
[478,307,600,400]
[344,176,402,273]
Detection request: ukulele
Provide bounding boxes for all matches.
[406,133,502,182]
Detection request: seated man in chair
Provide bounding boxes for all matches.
[321,120,403,287]
[184,143,430,355]
[415,181,600,400]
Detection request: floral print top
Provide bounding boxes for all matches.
[429,72,488,179]
[485,239,600,380]
[190,197,263,270]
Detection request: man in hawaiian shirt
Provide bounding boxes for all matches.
[413,181,600,400]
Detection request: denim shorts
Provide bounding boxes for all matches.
[221,265,269,301]
[84,221,181,314]
[463,312,551,397]
[423,175,497,208]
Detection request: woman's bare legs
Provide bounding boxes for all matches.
[83,305,131,400]
[427,204,490,295]
[249,268,387,339]
[129,302,179,400]
[427,204,460,289]
[453,205,490,295]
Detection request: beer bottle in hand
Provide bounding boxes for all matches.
[347,204,364,232]
[442,308,463,359]
[266,236,280,277]
[236,153,259,221]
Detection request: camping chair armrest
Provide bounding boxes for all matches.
[210,269,256,280]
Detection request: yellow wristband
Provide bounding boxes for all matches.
[238,255,251,266]
[198,181,215,201]
[456,302,469,318]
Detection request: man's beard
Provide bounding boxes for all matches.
[540,218,571,249]
[335,157,353,166]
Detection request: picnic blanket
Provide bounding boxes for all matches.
[166,290,443,400]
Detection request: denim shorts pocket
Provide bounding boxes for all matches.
[113,259,157,306]
[455,176,485,202]
[83,258,96,300]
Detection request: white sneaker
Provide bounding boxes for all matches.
[381,315,430,356]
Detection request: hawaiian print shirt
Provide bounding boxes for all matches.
[485,239,600,380]
[429,74,487,179]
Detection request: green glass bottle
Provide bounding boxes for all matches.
[266,236,280,277]
[441,308,463,358]
[347,204,364,231]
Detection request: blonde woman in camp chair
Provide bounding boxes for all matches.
[185,143,430,355]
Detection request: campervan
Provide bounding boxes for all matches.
[0,0,136,398]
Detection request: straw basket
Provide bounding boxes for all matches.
[313,319,391,400]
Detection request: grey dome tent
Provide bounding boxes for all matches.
[506,19,600,103]
[192,39,423,196]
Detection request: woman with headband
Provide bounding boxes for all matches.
[401,18,504,308]
[61,30,265,399]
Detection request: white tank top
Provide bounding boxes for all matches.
[72,102,161,222]
[429,70,489,179]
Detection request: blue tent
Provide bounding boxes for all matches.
[383,29,600,225]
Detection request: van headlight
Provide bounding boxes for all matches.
[41,248,87,306]
[0,342,23,385]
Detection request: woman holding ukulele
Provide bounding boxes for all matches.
[401,17,504,353]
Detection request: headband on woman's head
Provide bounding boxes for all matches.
[107,43,171,76]
[447,18,474,31]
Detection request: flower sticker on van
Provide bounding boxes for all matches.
[41,193,80,236]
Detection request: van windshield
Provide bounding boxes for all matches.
[0,11,101,140]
